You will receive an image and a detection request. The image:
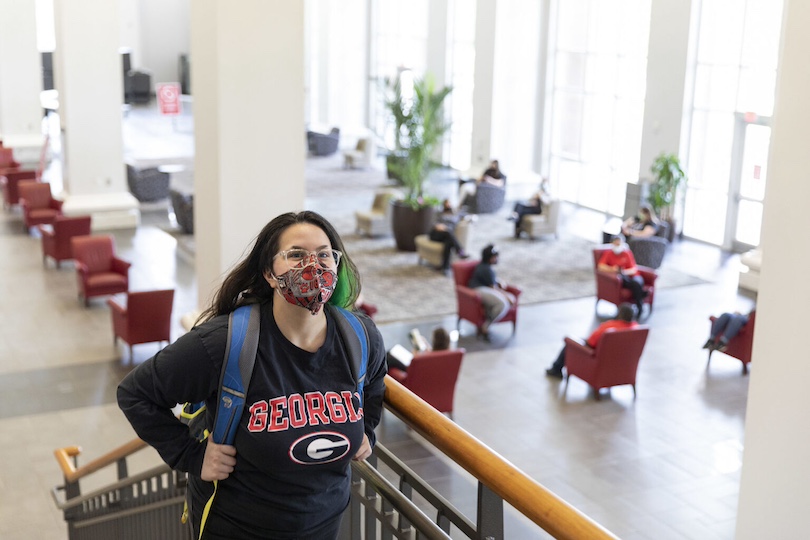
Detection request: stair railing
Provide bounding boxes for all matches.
[53,376,618,539]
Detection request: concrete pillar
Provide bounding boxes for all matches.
[469,0,496,171]
[190,0,305,308]
[735,0,810,536]
[0,0,45,164]
[629,0,693,218]
[426,0,449,90]
[54,0,139,229]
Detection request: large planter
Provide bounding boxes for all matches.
[391,201,436,252]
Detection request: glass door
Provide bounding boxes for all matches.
[726,113,770,251]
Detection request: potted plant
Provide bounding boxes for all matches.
[383,74,452,251]
[648,152,687,241]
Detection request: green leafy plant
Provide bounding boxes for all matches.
[384,74,452,209]
[648,152,687,220]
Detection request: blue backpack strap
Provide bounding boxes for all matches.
[333,306,369,406]
[211,304,261,445]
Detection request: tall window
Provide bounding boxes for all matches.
[490,0,541,181]
[369,0,429,147]
[547,0,651,215]
[445,0,476,171]
[305,0,369,133]
[682,0,783,246]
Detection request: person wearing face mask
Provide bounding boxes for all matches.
[621,204,660,238]
[117,211,387,540]
[598,235,648,318]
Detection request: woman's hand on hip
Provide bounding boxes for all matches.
[201,436,237,481]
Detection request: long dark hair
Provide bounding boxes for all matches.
[198,211,361,323]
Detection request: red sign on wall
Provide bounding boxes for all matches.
[156,83,182,116]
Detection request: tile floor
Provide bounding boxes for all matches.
[0,106,755,539]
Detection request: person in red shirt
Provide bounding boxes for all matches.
[598,234,648,317]
[546,303,638,378]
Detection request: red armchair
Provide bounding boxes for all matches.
[387,348,465,417]
[592,246,657,314]
[0,147,21,169]
[71,235,131,306]
[451,259,522,336]
[19,181,63,232]
[1,169,38,208]
[707,310,755,375]
[108,289,175,359]
[564,326,649,399]
[38,215,92,268]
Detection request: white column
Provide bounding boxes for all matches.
[735,0,810,536]
[191,0,305,308]
[629,0,693,218]
[54,0,139,229]
[426,0,449,90]
[0,0,45,164]
[469,0,496,172]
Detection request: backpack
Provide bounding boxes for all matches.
[180,303,370,537]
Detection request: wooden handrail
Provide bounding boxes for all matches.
[383,375,618,540]
[52,379,616,539]
[54,438,148,484]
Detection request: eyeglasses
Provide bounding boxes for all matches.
[274,248,342,269]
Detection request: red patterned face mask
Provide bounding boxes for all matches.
[273,263,337,315]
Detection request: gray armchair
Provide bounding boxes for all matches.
[628,236,668,269]
[307,127,340,156]
[463,182,506,214]
[126,164,170,202]
[627,220,670,269]
[170,189,194,234]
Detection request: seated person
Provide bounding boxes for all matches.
[703,309,753,352]
[598,235,647,318]
[459,159,506,205]
[621,204,660,238]
[429,199,469,272]
[508,177,552,238]
[468,244,517,341]
[387,326,452,372]
[546,303,637,378]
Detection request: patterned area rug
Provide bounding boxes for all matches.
[337,214,706,323]
[301,158,707,324]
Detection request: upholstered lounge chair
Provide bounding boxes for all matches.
[517,198,561,240]
[170,189,194,234]
[343,137,375,169]
[415,216,474,269]
[19,181,63,232]
[462,182,506,214]
[307,127,340,156]
[627,222,670,269]
[451,259,522,337]
[38,215,92,268]
[387,348,465,417]
[627,236,668,269]
[707,310,756,375]
[0,147,19,168]
[592,245,657,315]
[0,169,38,208]
[108,289,175,359]
[564,326,649,399]
[126,164,170,202]
[355,189,400,237]
[72,235,131,306]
